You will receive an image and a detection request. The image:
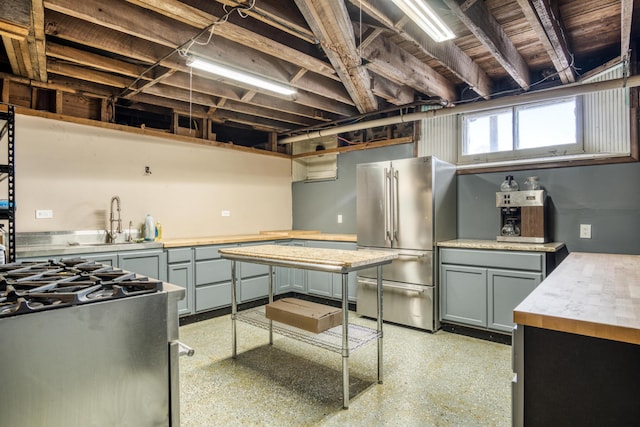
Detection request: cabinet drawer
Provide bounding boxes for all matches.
[241,262,270,278]
[440,248,543,271]
[241,275,270,302]
[167,248,192,264]
[195,258,232,286]
[195,244,236,261]
[195,282,231,312]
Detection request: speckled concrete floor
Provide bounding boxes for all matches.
[179,312,512,427]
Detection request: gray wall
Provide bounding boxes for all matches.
[292,144,414,233]
[293,147,640,255]
[458,162,640,255]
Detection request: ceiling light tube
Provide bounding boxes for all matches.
[391,0,455,42]
[187,57,297,96]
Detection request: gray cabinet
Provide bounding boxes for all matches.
[275,240,305,294]
[306,241,357,301]
[238,241,274,302]
[118,249,167,281]
[194,244,236,312]
[167,248,194,316]
[440,248,544,333]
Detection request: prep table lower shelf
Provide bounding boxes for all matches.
[237,306,381,353]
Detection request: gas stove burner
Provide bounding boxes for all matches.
[0,258,163,318]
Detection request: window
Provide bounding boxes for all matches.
[459,97,583,163]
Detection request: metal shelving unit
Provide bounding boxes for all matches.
[0,105,15,262]
[236,306,381,353]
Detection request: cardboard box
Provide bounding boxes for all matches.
[265,298,342,334]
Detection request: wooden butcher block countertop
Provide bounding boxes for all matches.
[162,230,357,248]
[218,244,396,271]
[514,252,640,345]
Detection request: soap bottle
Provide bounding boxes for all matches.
[144,214,155,241]
[155,221,162,241]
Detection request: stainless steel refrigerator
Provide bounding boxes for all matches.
[356,156,456,331]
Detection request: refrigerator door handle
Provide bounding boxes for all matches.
[392,168,399,241]
[384,168,392,242]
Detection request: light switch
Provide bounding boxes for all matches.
[221,210,230,217]
[579,224,591,239]
[337,214,343,224]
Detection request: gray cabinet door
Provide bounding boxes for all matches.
[118,249,167,281]
[307,269,333,297]
[194,245,234,313]
[440,264,487,328]
[488,269,542,332]
[168,262,193,316]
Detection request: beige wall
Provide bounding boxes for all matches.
[12,115,292,238]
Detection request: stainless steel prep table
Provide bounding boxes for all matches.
[219,244,397,409]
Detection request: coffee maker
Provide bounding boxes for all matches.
[496,190,547,243]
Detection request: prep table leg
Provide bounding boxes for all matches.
[377,265,383,384]
[342,272,349,409]
[231,260,237,359]
[268,265,273,345]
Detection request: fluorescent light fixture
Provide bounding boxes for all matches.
[187,57,297,96]
[391,0,455,42]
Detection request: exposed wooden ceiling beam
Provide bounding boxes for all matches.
[350,0,491,99]
[29,0,47,82]
[443,0,530,89]
[43,11,358,117]
[121,0,337,79]
[361,32,457,103]
[294,0,378,113]
[516,0,575,83]
[0,0,30,40]
[213,0,317,44]
[621,0,633,60]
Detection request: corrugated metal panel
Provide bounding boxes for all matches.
[582,65,630,154]
[418,115,458,163]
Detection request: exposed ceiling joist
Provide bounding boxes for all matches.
[443,0,530,89]
[122,0,338,79]
[517,0,575,84]
[360,30,456,103]
[621,0,633,59]
[294,0,378,113]
[0,0,30,40]
[349,0,491,99]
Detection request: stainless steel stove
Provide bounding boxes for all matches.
[0,257,189,427]
[0,258,163,317]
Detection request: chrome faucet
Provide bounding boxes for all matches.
[108,196,122,243]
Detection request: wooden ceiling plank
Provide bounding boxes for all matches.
[294,0,378,113]
[47,42,151,77]
[621,0,633,59]
[351,0,491,99]
[361,33,457,102]
[443,0,530,89]
[214,0,317,44]
[0,0,30,40]
[369,73,415,105]
[518,0,575,83]
[47,59,133,87]
[2,36,25,76]
[44,11,357,116]
[120,0,336,78]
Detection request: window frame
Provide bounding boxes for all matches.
[458,96,584,165]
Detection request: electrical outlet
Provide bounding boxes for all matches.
[35,209,53,219]
[221,210,231,217]
[337,214,343,224]
[580,224,592,239]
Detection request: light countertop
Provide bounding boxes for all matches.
[437,239,565,253]
[514,252,640,345]
[218,243,396,271]
[162,231,357,248]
